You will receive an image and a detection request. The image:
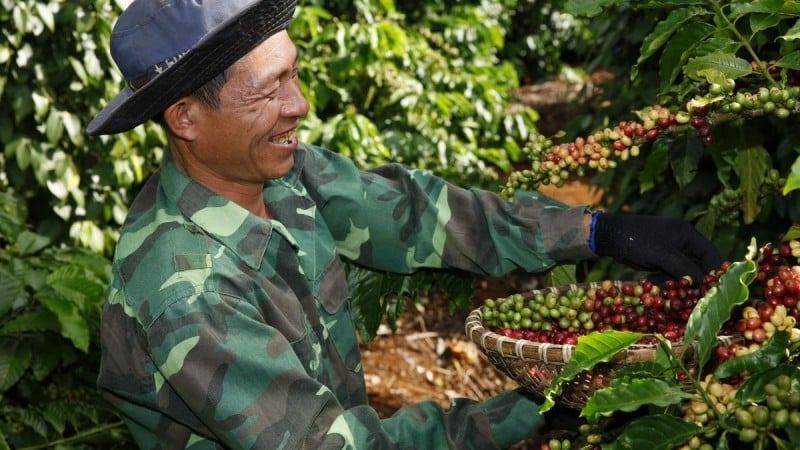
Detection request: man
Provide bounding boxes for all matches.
[88,0,721,448]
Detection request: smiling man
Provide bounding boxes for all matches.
[88,0,722,448]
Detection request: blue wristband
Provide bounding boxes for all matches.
[588,211,602,253]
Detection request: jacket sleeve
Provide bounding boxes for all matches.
[302,145,595,277]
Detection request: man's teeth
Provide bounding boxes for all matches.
[271,130,295,144]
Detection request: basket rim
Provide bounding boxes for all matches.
[465,281,740,365]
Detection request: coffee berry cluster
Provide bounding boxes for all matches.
[482,275,719,345]
[483,239,800,345]
[500,75,799,200]
[500,104,680,198]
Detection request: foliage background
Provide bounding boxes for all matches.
[2,0,799,447]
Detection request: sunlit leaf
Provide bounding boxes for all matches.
[540,330,642,412]
[682,239,758,368]
[582,378,692,420]
[684,52,753,80]
[34,2,54,32]
[779,20,800,41]
[784,224,800,241]
[730,0,800,18]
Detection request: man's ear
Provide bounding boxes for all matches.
[163,98,200,141]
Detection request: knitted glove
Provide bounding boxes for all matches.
[589,212,722,285]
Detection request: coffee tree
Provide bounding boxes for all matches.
[504,0,800,275]
[490,1,800,448]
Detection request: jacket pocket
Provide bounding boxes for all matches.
[317,259,361,371]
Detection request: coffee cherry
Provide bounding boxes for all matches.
[738,428,758,443]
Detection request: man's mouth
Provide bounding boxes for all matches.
[271,130,296,144]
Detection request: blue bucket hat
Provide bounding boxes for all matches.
[87,0,297,136]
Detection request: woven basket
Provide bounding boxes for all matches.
[465,281,740,409]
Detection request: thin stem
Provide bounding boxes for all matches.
[708,0,781,88]
[18,421,126,450]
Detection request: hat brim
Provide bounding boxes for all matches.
[87,0,296,136]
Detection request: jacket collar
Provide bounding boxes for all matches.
[159,151,300,270]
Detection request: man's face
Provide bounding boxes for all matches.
[185,30,309,185]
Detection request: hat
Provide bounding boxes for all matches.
[87,0,297,136]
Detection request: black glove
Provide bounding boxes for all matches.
[590,212,722,285]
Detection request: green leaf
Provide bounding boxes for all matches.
[637,7,710,67]
[17,408,48,438]
[784,224,800,241]
[684,52,753,80]
[1,309,60,334]
[30,340,65,381]
[582,378,692,420]
[682,240,758,368]
[735,146,770,224]
[15,230,51,256]
[731,0,800,18]
[563,0,618,17]
[4,137,32,169]
[735,365,800,405]
[37,291,89,352]
[714,331,789,379]
[639,140,670,193]
[41,402,68,435]
[540,330,642,412]
[0,338,32,391]
[45,108,64,144]
[545,264,577,287]
[606,414,701,450]
[783,155,800,195]
[670,136,704,189]
[348,266,404,342]
[658,23,715,91]
[35,265,101,354]
[0,192,27,240]
[0,267,25,316]
[750,13,785,35]
[34,2,55,32]
[777,50,800,70]
[610,360,673,384]
[62,111,84,147]
[695,209,716,238]
[779,19,800,41]
[693,37,742,57]
[0,429,9,450]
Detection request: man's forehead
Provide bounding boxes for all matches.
[227,37,298,93]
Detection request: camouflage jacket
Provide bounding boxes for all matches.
[98,143,594,449]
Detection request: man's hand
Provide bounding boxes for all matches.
[590,212,722,285]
